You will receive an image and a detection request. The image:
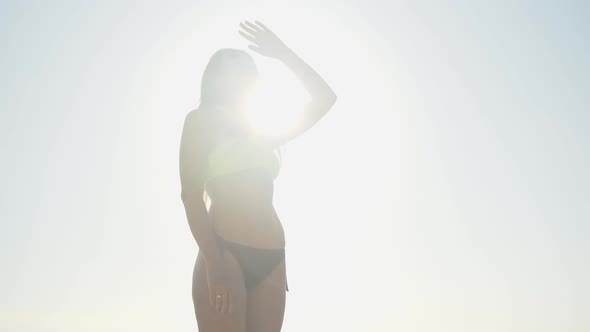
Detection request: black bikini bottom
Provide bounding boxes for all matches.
[215,233,289,292]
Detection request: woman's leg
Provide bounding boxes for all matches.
[246,259,287,332]
[193,250,248,332]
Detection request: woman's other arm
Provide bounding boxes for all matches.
[279,47,337,134]
[179,110,223,267]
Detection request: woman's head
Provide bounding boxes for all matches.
[200,48,258,108]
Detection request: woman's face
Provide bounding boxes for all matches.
[202,49,259,116]
[231,53,259,99]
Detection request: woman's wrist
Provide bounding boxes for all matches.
[278,47,296,63]
[203,248,223,268]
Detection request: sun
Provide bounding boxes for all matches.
[242,58,308,137]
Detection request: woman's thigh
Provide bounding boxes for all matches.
[193,250,247,332]
[246,259,287,332]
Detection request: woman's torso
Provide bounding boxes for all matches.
[203,108,285,248]
[207,169,285,248]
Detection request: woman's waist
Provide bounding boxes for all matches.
[209,205,285,248]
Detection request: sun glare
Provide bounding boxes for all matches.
[243,58,308,137]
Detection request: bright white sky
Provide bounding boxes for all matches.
[1,1,589,331]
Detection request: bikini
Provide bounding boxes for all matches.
[204,136,289,291]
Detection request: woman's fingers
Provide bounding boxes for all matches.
[239,30,258,44]
[254,20,270,32]
[209,289,215,307]
[221,289,230,313]
[239,22,258,36]
[215,292,223,312]
[239,20,287,59]
[245,21,263,33]
[228,291,233,313]
[212,288,233,313]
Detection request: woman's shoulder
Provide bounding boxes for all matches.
[185,107,207,122]
[185,106,219,130]
[182,110,214,146]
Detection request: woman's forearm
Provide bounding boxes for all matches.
[237,21,336,113]
[182,194,223,266]
[280,48,337,105]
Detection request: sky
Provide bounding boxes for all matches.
[1,1,589,331]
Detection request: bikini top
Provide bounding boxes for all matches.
[204,136,280,187]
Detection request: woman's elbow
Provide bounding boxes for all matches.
[324,92,337,109]
[328,92,337,106]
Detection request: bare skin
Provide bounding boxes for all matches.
[180,21,336,332]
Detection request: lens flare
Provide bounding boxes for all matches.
[243,60,308,137]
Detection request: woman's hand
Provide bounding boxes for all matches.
[205,260,233,314]
[238,21,291,60]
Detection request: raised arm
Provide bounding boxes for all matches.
[239,21,337,145]
[179,110,223,267]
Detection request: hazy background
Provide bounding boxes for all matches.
[1,1,588,331]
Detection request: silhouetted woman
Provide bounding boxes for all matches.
[179,21,336,332]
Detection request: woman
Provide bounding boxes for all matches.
[179,21,337,332]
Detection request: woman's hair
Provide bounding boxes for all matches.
[199,48,284,208]
[200,48,258,107]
